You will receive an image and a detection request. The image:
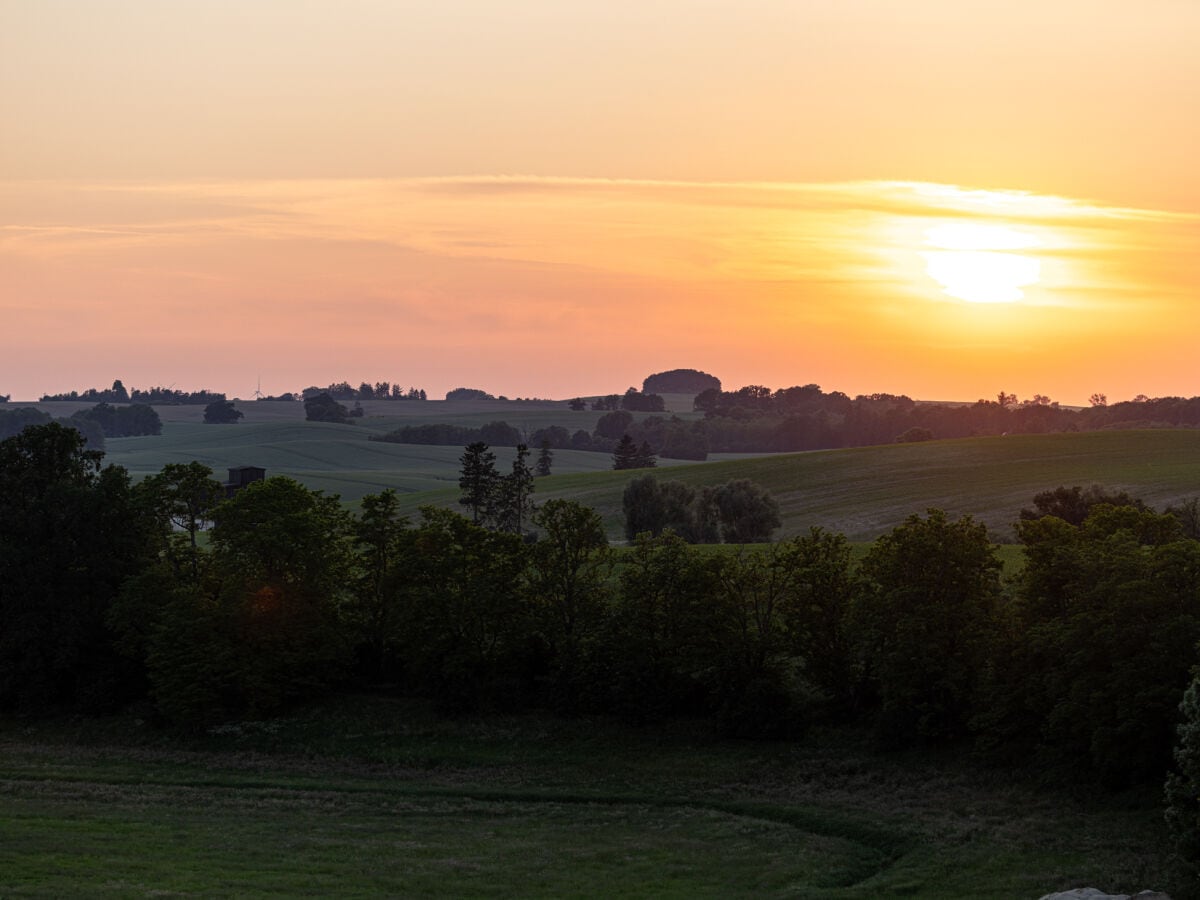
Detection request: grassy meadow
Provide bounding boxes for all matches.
[0,696,1172,898]
[33,396,1200,541]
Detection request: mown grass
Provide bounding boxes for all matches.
[0,696,1174,897]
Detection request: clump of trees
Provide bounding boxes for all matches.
[304,392,354,424]
[302,382,426,401]
[642,369,721,395]
[373,421,522,447]
[612,435,656,470]
[458,442,536,533]
[2,402,161,442]
[1,405,109,448]
[622,474,780,544]
[203,399,243,424]
[620,388,666,412]
[445,387,493,401]
[72,402,163,437]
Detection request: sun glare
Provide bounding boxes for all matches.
[920,223,1042,304]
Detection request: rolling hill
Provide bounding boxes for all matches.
[82,401,1200,542]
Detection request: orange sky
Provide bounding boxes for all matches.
[2,1,1198,404]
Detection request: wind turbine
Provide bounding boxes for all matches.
[253,375,264,400]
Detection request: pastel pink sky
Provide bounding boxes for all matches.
[2,1,1197,403]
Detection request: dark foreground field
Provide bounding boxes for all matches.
[0,697,1171,898]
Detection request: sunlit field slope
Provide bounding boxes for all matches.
[77,397,725,502]
[398,429,1200,542]
[75,395,1200,542]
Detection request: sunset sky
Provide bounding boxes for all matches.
[2,0,1197,404]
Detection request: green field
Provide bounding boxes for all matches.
[36,400,1200,541]
[0,697,1170,898]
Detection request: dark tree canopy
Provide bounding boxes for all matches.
[856,509,1002,746]
[1019,484,1146,526]
[623,474,701,541]
[203,399,243,424]
[0,406,52,441]
[712,479,781,544]
[0,423,156,712]
[445,387,495,401]
[620,389,666,413]
[74,402,163,436]
[304,392,351,424]
[595,410,634,440]
[642,369,721,395]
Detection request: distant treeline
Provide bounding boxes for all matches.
[41,380,224,405]
[370,410,706,459]
[302,381,427,401]
[691,385,1200,452]
[5,421,1200,807]
[426,387,1200,461]
[372,421,522,446]
[0,402,163,448]
[572,389,666,412]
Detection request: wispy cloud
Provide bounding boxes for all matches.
[1,177,1195,403]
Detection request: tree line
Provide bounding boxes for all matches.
[302,381,427,401]
[0,402,163,448]
[382,385,1200,465]
[692,385,1200,452]
[8,421,1200,873]
[41,379,225,405]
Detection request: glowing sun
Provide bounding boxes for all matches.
[921,223,1041,303]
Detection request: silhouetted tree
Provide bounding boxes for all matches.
[495,444,535,534]
[634,441,657,469]
[535,440,554,477]
[612,435,640,470]
[139,461,224,578]
[459,442,499,525]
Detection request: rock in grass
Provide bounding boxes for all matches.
[1037,890,1171,900]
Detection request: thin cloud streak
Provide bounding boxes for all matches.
[0,177,1196,404]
